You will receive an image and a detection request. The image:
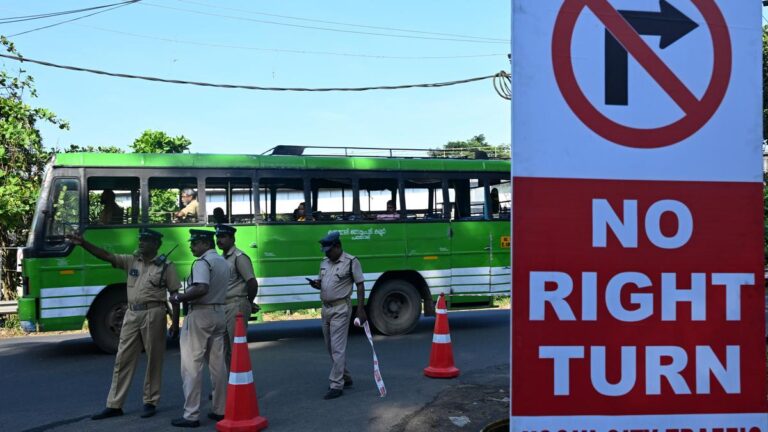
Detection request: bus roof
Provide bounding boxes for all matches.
[53,152,510,173]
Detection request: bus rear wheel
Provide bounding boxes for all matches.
[369,280,421,335]
[88,287,127,354]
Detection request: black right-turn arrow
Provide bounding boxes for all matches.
[605,0,699,106]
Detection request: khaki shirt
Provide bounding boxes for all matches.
[178,199,199,221]
[113,253,181,304]
[318,252,364,303]
[188,248,229,305]
[223,247,255,301]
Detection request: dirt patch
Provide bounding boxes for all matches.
[390,364,509,432]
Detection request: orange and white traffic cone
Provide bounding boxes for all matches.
[423,293,460,378]
[216,313,268,432]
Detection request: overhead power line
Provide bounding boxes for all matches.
[175,0,507,43]
[0,52,509,93]
[7,1,140,37]
[79,24,507,60]
[0,0,138,24]
[139,2,508,45]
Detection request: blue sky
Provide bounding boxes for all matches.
[0,1,511,154]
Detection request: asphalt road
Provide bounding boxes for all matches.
[0,309,510,432]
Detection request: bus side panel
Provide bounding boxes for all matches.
[450,220,492,298]
[404,222,451,296]
[489,220,511,296]
[34,250,89,332]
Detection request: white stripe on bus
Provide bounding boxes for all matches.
[433,334,451,344]
[229,371,254,385]
[41,297,90,309]
[451,275,490,285]
[41,286,103,298]
[234,336,247,344]
[40,307,89,319]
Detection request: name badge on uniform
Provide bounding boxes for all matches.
[129,269,140,277]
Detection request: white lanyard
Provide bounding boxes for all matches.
[356,318,387,397]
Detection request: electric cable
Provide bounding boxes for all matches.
[0,52,510,94]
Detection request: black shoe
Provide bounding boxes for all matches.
[324,388,343,400]
[91,407,123,420]
[140,404,156,418]
[171,417,200,428]
[343,379,353,388]
[207,413,225,421]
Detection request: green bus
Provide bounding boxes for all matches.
[19,147,510,353]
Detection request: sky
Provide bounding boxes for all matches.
[0,1,511,155]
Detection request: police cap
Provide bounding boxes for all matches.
[319,231,341,252]
[138,228,163,241]
[189,229,215,243]
[215,224,237,236]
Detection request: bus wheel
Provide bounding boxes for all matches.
[88,287,127,354]
[369,280,421,335]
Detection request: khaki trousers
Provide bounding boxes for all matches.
[106,307,167,408]
[321,299,352,390]
[223,298,252,369]
[180,307,228,421]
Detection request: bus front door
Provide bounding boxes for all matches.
[450,220,492,303]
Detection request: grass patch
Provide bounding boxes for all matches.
[261,308,322,322]
[492,296,510,309]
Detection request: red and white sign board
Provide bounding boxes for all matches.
[511,0,766,430]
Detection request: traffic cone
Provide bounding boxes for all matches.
[423,293,460,378]
[216,313,268,432]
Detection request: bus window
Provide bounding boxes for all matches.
[87,177,140,225]
[448,177,485,220]
[488,178,511,219]
[258,177,304,222]
[359,178,400,221]
[46,178,80,245]
[148,177,199,224]
[205,178,253,224]
[404,178,444,220]
[311,178,352,222]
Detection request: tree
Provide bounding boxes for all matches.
[430,134,510,159]
[130,129,191,154]
[0,36,69,300]
[61,144,124,154]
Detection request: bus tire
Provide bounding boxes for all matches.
[369,279,421,335]
[88,287,127,354]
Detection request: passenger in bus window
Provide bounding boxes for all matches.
[490,188,501,217]
[293,202,306,222]
[99,189,124,225]
[376,200,399,221]
[212,207,227,224]
[67,228,181,421]
[174,189,199,222]
[307,231,367,399]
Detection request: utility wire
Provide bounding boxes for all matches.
[139,2,508,45]
[175,0,507,43]
[78,24,506,60]
[8,2,139,37]
[0,52,509,93]
[0,0,138,24]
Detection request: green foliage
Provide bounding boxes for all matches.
[61,144,124,154]
[430,134,510,159]
[0,37,69,299]
[149,189,180,224]
[131,130,191,154]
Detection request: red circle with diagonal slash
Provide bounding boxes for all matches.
[552,0,731,149]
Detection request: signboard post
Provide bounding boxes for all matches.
[511,0,766,430]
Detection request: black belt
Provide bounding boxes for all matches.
[128,302,165,311]
[189,303,224,311]
[322,298,349,308]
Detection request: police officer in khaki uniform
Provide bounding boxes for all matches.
[169,229,229,428]
[68,228,181,420]
[308,231,367,400]
[215,224,259,368]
